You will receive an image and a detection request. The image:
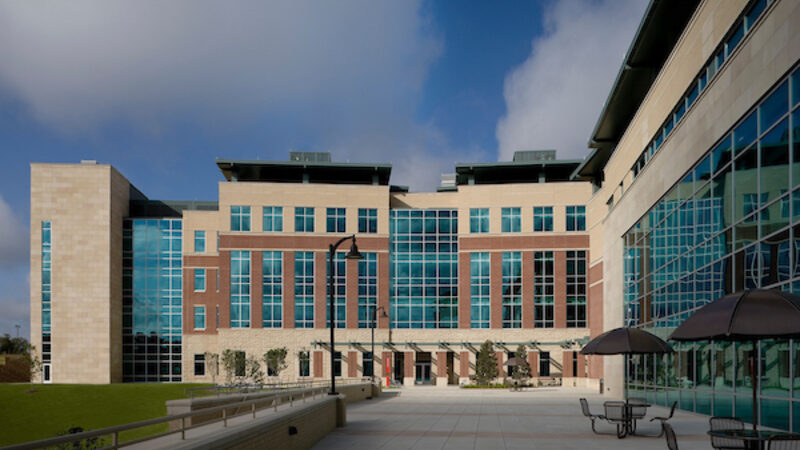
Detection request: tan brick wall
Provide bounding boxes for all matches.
[30,163,130,383]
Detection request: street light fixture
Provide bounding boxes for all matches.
[370,305,388,386]
[328,235,363,396]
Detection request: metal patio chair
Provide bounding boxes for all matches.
[650,401,678,437]
[768,434,800,450]
[579,398,606,434]
[604,400,628,438]
[709,417,746,450]
[663,423,679,450]
[627,397,648,433]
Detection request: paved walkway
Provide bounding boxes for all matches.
[314,386,715,449]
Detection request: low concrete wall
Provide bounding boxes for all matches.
[166,383,377,430]
[172,395,343,450]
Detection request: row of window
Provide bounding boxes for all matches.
[470,206,586,233]
[193,350,372,378]
[627,0,773,188]
[41,222,52,364]
[229,206,379,233]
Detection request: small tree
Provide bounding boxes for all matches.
[245,356,264,385]
[264,347,288,379]
[204,352,220,385]
[24,344,43,388]
[474,340,498,385]
[221,349,245,385]
[513,345,531,382]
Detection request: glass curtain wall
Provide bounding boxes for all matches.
[123,218,182,382]
[623,66,800,431]
[390,209,458,328]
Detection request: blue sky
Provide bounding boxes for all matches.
[0,0,647,338]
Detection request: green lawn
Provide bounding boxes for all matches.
[0,382,212,446]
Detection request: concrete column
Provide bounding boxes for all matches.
[347,351,358,378]
[404,352,414,387]
[562,351,574,377]
[313,351,323,378]
[460,351,471,383]
[436,351,448,386]
[578,353,586,378]
[283,252,295,328]
[529,351,539,378]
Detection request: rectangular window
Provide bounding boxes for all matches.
[363,352,374,377]
[262,206,283,232]
[502,252,522,328]
[295,207,315,232]
[230,206,251,232]
[566,251,587,328]
[501,207,521,232]
[235,351,246,377]
[326,207,346,233]
[194,230,205,252]
[469,208,489,233]
[194,354,205,376]
[333,351,342,377]
[230,251,251,328]
[41,221,52,363]
[533,206,553,232]
[299,351,310,377]
[327,252,347,328]
[534,251,554,328]
[194,269,206,291]
[566,206,586,231]
[262,251,283,328]
[358,208,378,233]
[294,251,314,328]
[470,252,490,329]
[357,253,378,328]
[193,306,206,330]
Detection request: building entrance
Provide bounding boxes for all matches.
[393,352,404,384]
[415,352,432,385]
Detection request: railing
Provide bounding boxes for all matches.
[184,379,339,399]
[5,382,360,450]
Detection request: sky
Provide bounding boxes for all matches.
[0,0,648,339]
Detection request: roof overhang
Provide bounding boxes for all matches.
[455,160,582,185]
[216,158,392,185]
[575,0,701,182]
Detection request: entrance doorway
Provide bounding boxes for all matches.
[539,351,550,377]
[43,363,52,383]
[394,352,404,384]
[447,351,458,385]
[415,352,432,385]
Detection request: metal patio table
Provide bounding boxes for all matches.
[707,429,798,450]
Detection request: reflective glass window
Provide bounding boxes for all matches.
[533,206,553,232]
[230,206,251,232]
[501,207,521,232]
[262,206,283,232]
[358,208,377,233]
[295,207,315,232]
[326,207,346,233]
[469,208,489,233]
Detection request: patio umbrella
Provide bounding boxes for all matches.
[503,357,527,367]
[580,327,673,355]
[669,289,800,431]
[580,327,673,400]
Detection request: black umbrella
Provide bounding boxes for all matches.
[580,327,673,355]
[580,327,673,400]
[669,289,800,431]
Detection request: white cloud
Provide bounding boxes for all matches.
[0,0,457,189]
[496,0,648,160]
[0,193,28,268]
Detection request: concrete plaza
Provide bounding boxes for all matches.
[315,386,715,450]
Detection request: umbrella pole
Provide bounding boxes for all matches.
[751,339,757,432]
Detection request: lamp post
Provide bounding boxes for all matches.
[370,306,387,385]
[328,235,363,396]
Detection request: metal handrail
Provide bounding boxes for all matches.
[4,382,366,450]
[183,378,357,398]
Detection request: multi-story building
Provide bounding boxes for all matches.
[30,150,595,387]
[28,0,800,431]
